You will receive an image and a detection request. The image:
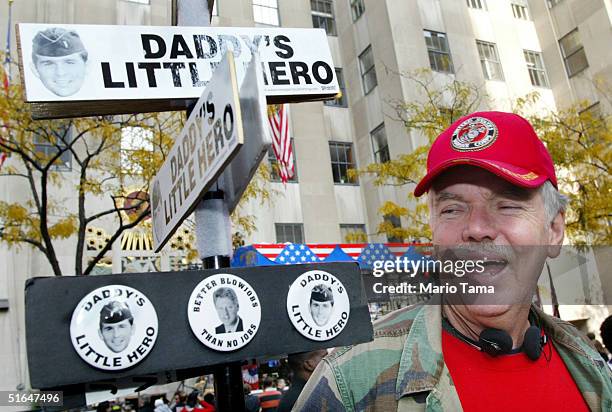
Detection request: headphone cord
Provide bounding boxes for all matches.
[442,297,481,342]
[532,312,552,363]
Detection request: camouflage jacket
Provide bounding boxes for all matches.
[293,303,612,412]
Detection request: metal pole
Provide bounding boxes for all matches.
[174,2,245,410]
[196,190,245,411]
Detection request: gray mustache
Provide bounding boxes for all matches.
[433,243,516,262]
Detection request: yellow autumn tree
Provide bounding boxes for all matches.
[0,77,181,275]
[0,67,274,275]
[516,94,611,246]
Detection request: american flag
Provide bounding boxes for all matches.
[267,104,294,183]
[253,243,428,262]
[0,0,13,169]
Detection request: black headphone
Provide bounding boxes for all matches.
[442,313,548,361]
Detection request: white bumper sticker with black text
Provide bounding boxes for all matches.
[286,270,350,341]
[188,273,261,352]
[70,285,158,371]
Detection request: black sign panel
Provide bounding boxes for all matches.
[25,262,372,390]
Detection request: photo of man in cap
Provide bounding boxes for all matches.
[98,301,134,353]
[214,287,244,334]
[294,111,612,411]
[309,284,334,327]
[31,27,88,97]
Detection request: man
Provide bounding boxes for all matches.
[243,384,261,412]
[309,285,334,327]
[154,399,172,412]
[257,376,282,411]
[31,27,88,97]
[294,112,612,411]
[277,350,327,412]
[98,301,134,353]
[213,287,243,334]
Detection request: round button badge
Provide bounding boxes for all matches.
[286,270,350,341]
[188,273,261,352]
[70,285,158,371]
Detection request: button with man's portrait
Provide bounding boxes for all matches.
[69,285,158,371]
[286,270,350,341]
[187,274,261,352]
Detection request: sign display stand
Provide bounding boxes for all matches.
[177,2,243,409]
[20,2,375,412]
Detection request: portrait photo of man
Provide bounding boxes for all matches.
[31,27,88,97]
[98,301,134,353]
[309,284,334,327]
[214,287,243,334]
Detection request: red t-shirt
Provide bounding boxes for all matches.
[442,329,589,411]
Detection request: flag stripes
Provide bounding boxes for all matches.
[267,104,294,183]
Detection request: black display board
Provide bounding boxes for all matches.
[25,262,372,392]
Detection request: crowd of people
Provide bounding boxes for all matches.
[90,348,327,412]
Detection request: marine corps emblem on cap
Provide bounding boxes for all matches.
[451,116,498,152]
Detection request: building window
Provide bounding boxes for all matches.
[511,3,529,19]
[311,0,337,36]
[350,0,365,22]
[33,126,72,171]
[523,50,549,87]
[559,29,588,77]
[579,102,603,142]
[371,123,390,163]
[125,0,149,3]
[466,0,486,10]
[329,142,358,184]
[340,224,367,243]
[324,68,347,107]
[384,215,403,243]
[424,30,454,74]
[476,40,504,81]
[359,45,378,95]
[276,223,304,244]
[267,138,298,182]
[253,0,279,26]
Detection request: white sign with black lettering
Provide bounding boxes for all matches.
[69,285,158,371]
[150,52,243,251]
[286,270,350,341]
[188,274,261,352]
[16,23,338,103]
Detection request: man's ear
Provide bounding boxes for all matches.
[98,329,103,340]
[547,211,565,258]
[303,358,316,373]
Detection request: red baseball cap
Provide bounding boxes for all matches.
[413,111,557,197]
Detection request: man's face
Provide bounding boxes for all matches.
[429,166,564,317]
[99,319,133,353]
[215,297,239,326]
[310,300,333,326]
[34,52,86,97]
